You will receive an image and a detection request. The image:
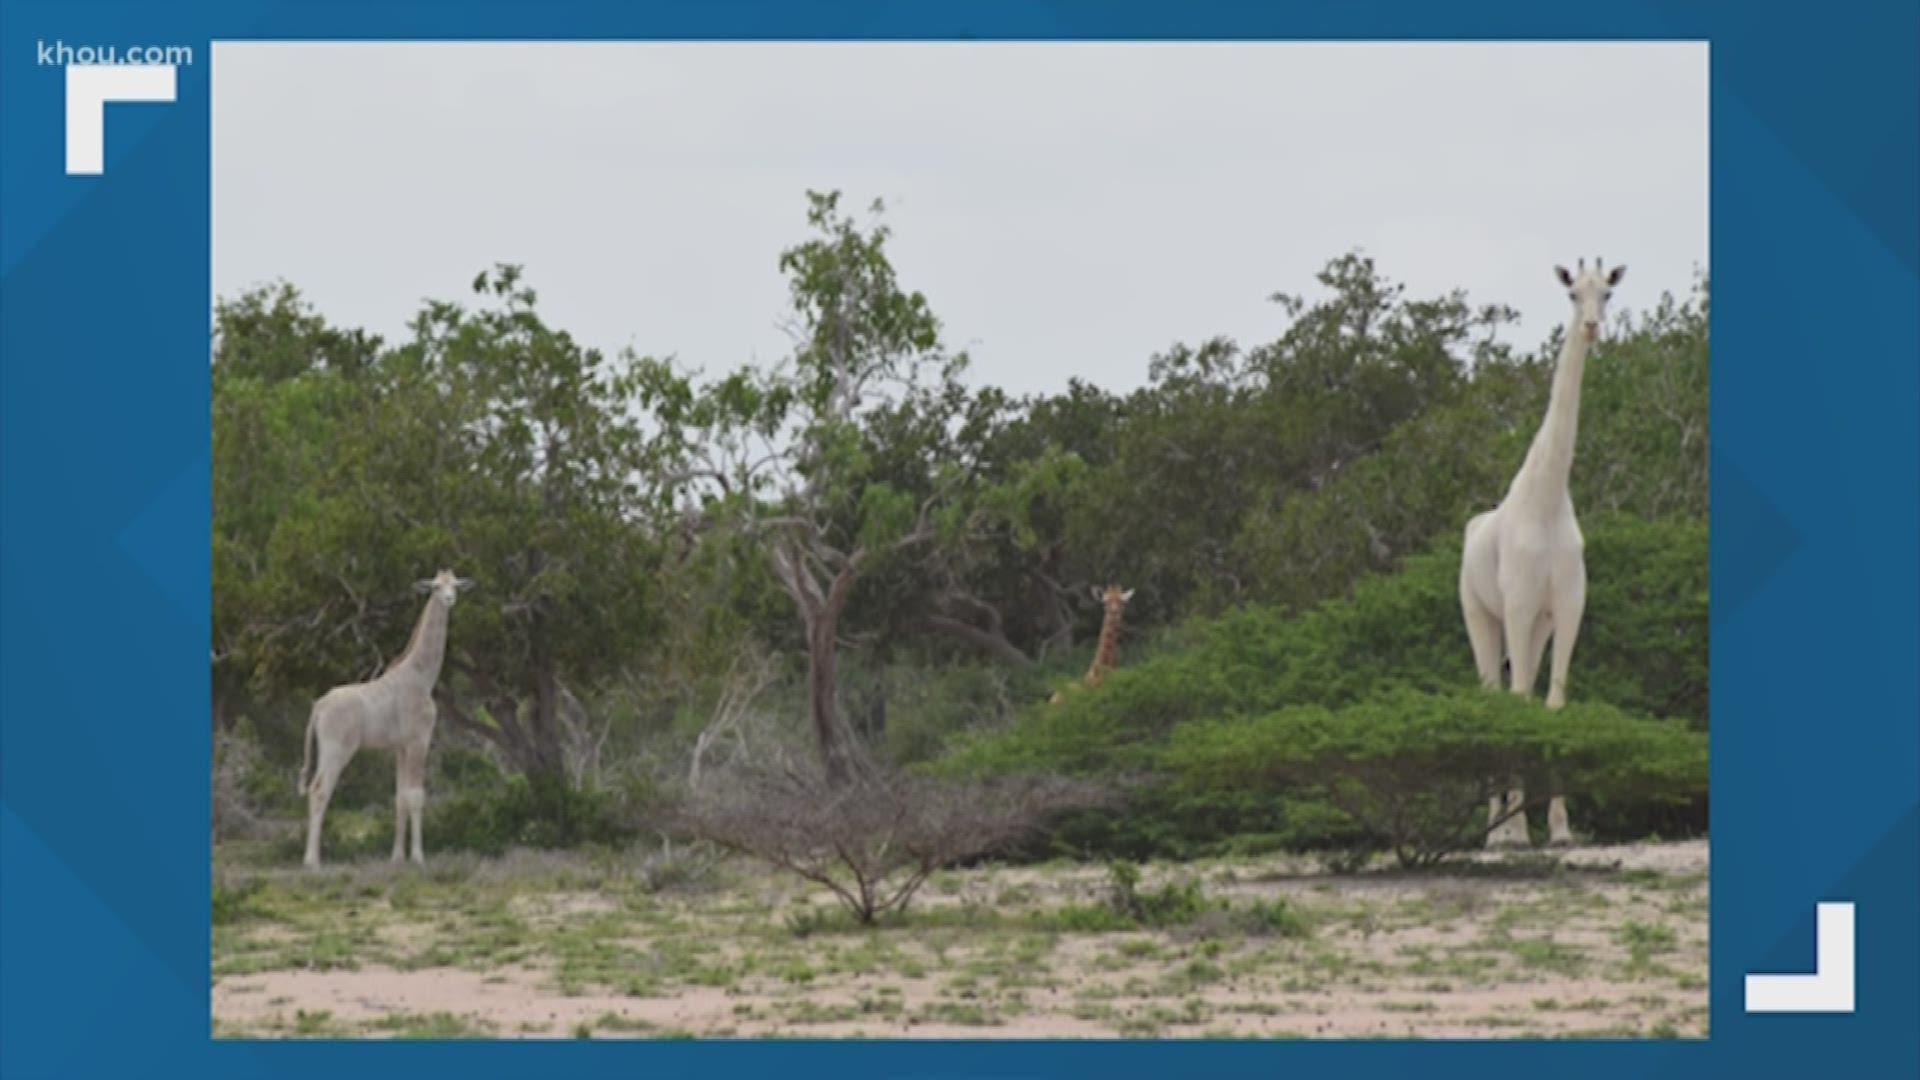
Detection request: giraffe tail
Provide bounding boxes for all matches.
[297,706,318,796]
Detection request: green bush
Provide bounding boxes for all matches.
[1166,687,1707,868]
[424,771,639,856]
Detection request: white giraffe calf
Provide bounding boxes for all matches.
[300,569,471,868]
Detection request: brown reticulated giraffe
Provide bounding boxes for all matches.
[1049,584,1134,704]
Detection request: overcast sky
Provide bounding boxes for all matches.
[211,42,1706,398]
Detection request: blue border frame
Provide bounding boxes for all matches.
[3,2,1916,1077]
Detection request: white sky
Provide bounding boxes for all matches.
[212,41,1707,398]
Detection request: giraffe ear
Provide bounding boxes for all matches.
[1554,265,1574,287]
[454,578,475,592]
[1606,264,1626,286]
[1120,588,1135,602]
[413,580,435,594]
[1090,585,1105,602]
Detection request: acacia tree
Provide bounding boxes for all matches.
[642,192,979,783]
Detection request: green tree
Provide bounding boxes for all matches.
[641,192,981,783]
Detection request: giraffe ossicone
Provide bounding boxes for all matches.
[1458,260,1624,848]
[300,569,472,868]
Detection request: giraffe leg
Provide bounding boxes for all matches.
[400,741,428,865]
[1503,594,1546,702]
[303,740,353,869]
[1525,611,1553,699]
[391,752,409,863]
[1546,798,1573,847]
[1492,590,1549,848]
[1463,597,1513,845]
[1545,560,1587,711]
[1462,596,1504,691]
[1545,560,1587,846]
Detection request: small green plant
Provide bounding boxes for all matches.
[1043,902,1135,932]
[367,1011,486,1038]
[1235,897,1311,938]
[1103,860,1208,927]
[1616,919,1678,956]
[291,1009,337,1036]
[784,905,846,939]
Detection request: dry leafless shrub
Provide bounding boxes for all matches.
[679,759,1112,924]
[212,728,278,842]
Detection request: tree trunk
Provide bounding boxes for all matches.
[773,538,869,787]
[863,686,887,747]
[436,687,563,783]
[527,665,566,781]
[807,616,853,785]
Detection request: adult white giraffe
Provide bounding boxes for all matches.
[1459,258,1624,847]
[300,570,472,868]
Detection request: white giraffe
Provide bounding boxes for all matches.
[300,569,471,868]
[1459,258,1624,847]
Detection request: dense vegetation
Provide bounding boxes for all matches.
[212,190,1708,868]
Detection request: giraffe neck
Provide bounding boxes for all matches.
[1085,606,1123,684]
[1510,324,1592,505]
[390,597,450,688]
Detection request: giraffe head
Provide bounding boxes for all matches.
[1091,583,1135,622]
[1554,258,1626,343]
[414,568,475,609]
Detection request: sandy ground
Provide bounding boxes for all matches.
[212,839,1707,1040]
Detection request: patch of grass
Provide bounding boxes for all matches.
[211,876,271,926]
[784,905,848,938]
[1616,919,1678,956]
[588,1012,660,1034]
[780,1000,863,1025]
[911,1000,1000,1026]
[1397,949,1500,984]
[1487,931,1587,977]
[1184,958,1226,985]
[366,1011,490,1038]
[291,1009,344,1037]
[1071,1001,1118,1022]
[1043,903,1136,932]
